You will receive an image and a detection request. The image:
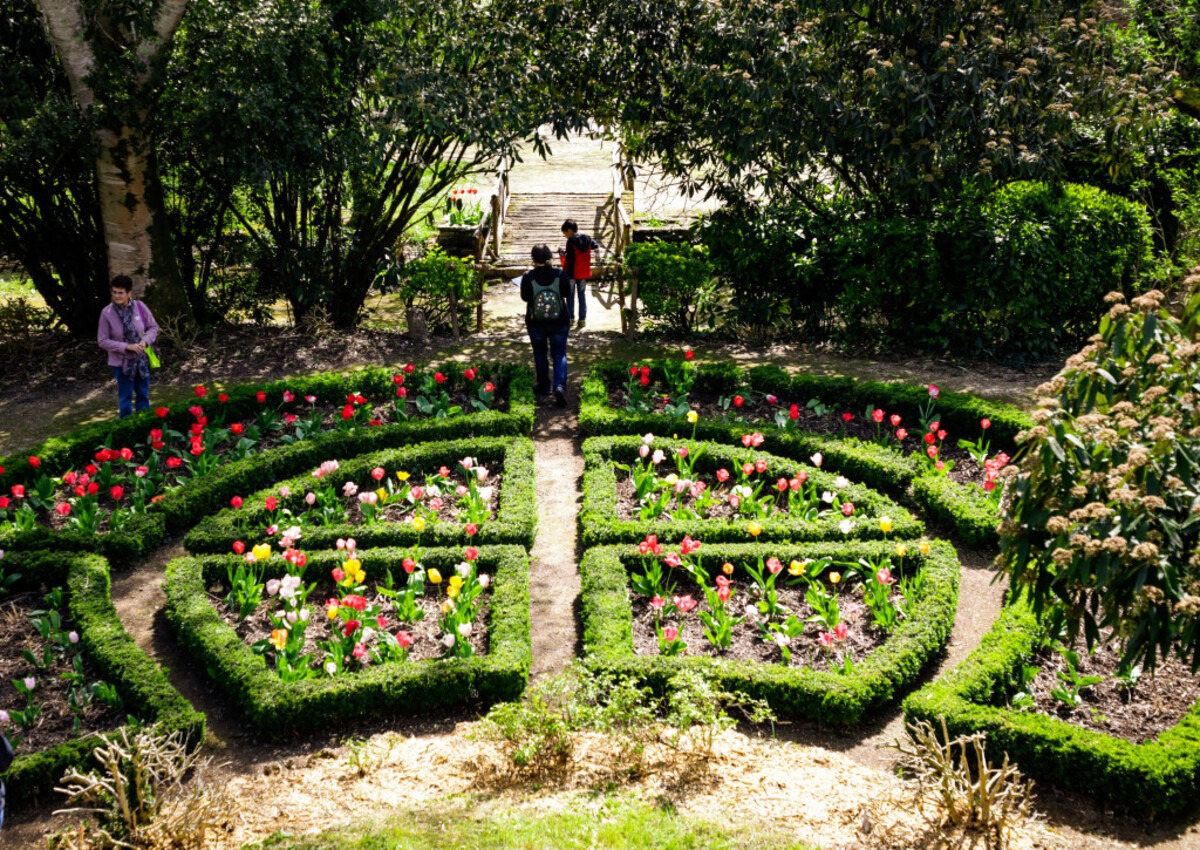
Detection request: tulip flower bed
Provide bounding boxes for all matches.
[903,603,1200,815]
[0,550,204,810]
[581,539,959,725]
[581,436,921,547]
[184,437,536,554]
[0,364,535,563]
[580,359,1027,547]
[165,545,530,738]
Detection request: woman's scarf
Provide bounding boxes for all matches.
[114,302,150,381]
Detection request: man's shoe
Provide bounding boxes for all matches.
[554,386,567,408]
[576,319,586,331]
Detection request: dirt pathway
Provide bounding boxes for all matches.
[527,385,585,677]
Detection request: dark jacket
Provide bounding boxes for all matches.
[520,265,571,329]
[562,233,599,280]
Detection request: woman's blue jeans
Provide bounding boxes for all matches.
[112,366,151,418]
[527,324,569,392]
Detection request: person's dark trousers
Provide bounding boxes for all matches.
[565,279,587,321]
[111,366,151,418]
[527,324,569,393]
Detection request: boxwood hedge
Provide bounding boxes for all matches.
[183,437,536,554]
[581,540,960,725]
[903,603,1200,815]
[0,551,204,810]
[163,545,530,739]
[581,436,922,547]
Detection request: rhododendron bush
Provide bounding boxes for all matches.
[1000,290,1200,671]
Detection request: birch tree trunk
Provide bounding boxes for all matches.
[34,0,192,322]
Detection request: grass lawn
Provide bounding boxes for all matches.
[247,794,817,850]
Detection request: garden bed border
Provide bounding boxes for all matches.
[902,603,1200,815]
[580,361,1020,546]
[580,539,960,725]
[581,435,923,547]
[164,546,530,739]
[183,436,537,553]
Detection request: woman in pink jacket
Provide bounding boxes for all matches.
[97,275,159,418]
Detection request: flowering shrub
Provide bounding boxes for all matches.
[1000,289,1200,672]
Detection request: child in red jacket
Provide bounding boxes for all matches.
[558,219,599,330]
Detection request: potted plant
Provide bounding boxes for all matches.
[437,188,487,258]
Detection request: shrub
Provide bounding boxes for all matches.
[999,289,1200,672]
[379,245,479,334]
[697,204,829,341]
[624,241,720,334]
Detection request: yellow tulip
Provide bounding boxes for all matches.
[788,559,806,576]
[447,585,460,599]
[664,473,679,485]
[269,629,287,651]
[722,562,734,576]
[895,542,908,557]
[396,471,410,482]
[829,572,841,584]
[748,521,762,538]
[879,516,893,534]
[412,516,426,532]
[918,540,931,556]
[326,604,339,620]
[449,575,464,588]
[376,488,387,502]
[251,543,272,562]
[440,601,453,615]
[427,568,442,584]
[687,411,699,424]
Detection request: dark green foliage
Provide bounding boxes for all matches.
[580,436,922,547]
[623,241,719,335]
[903,603,1200,815]
[164,546,530,739]
[0,551,204,811]
[0,511,166,567]
[697,185,1154,356]
[184,437,537,553]
[581,541,960,725]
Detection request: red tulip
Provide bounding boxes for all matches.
[110,486,124,501]
[230,496,243,508]
[233,540,246,554]
[194,385,207,398]
[55,502,71,516]
[28,456,40,469]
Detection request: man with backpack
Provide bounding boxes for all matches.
[521,244,572,408]
[558,219,599,330]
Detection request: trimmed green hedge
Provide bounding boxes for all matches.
[903,604,1200,815]
[581,362,1015,547]
[911,476,999,549]
[183,437,536,554]
[0,364,534,491]
[581,436,922,547]
[164,546,530,739]
[581,540,960,725]
[0,551,205,811]
[0,511,166,567]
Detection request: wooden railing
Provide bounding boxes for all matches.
[471,159,511,331]
[609,143,637,335]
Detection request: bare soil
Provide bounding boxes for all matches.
[1024,637,1200,744]
[629,577,906,668]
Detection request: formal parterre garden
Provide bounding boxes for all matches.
[3,313,1200,831]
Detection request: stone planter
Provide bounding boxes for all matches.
[632,224,694,244]
[437,224,483,259]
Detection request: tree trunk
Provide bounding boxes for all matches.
[35,0,194,326]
